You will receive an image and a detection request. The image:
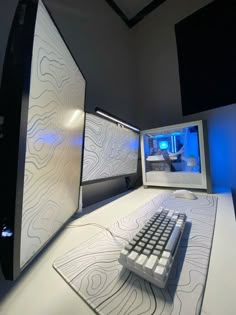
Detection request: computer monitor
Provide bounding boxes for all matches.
[0,0,85,279]
[82,113,139,184]
[140,120,211,192]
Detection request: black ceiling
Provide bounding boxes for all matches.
[105,0,167,28]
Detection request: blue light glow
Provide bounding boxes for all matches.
[39,134,58,143]
[159,141,168,150]
[128,139,139,151]
[72,136,83,146]
[152,132,183,139]
[1,228,13,238]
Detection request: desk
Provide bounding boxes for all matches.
[0,187,235,315]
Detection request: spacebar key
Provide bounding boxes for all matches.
[165,226,181,254]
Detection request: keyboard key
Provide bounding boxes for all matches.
[149,240,156,245]
[119,249,129,262]
[165,226,181,254]
[134,246,142,253]
[159,257,169,268]
[161,237,168,242]
[135,254,148,269]
[155,244,163,251]
[138,241,145,247]
[167,210,174,218]
[125,244,132,251]
[153,250,161,257]
[144,255,159,275]
[127,251,139,264]
[162,251,171,259]
[143,249,151,256]
[154,265,166,280]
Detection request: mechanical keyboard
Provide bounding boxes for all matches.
[118,207,187,288]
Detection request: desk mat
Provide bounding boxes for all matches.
[53,193,217,315]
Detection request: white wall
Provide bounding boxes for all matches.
[133,0,236,190]
[44,0,137,123]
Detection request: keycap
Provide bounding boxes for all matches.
[144,255,159,275]
[165,226,181,254]
[143,249,151,256]
[138,241,145,247]
[127,251,139,263]
[125,244,132,251]
[153,250,161,257]
[154,265,166,280]
[119,249,129,262]
[135,254,148,269]
[134,246,142,253]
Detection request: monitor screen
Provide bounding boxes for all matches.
[141,120,211,191]
[0,0,85,279]
[82,113,139,183]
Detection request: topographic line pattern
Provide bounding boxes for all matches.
[20,0,85,268]
[54,192,217,314]
[82,114,139,182]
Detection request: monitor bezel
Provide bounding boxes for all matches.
[140,120,211,192]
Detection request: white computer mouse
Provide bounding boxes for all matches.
[173,189,198,200]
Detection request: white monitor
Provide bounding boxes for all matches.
[82,113,139,183]
[140,120,211,192]
[0,0,85,279]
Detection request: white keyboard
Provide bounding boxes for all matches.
[118,207,187,288]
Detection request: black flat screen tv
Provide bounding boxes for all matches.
[175,0,236,116]
[0,0,86,280]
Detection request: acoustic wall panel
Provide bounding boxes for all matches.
[0,0,85,279]
[82,114,139,183]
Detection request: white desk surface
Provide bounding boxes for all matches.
[0,187,235,315]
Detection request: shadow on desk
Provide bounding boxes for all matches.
[166,221,192,296]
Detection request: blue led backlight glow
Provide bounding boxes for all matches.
[159,141,168,150]
[152,132,184,139]
[1,226,13,238]
[128,139,139,151]
[39,133,58,143]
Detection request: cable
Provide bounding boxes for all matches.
[67,222,129,243]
